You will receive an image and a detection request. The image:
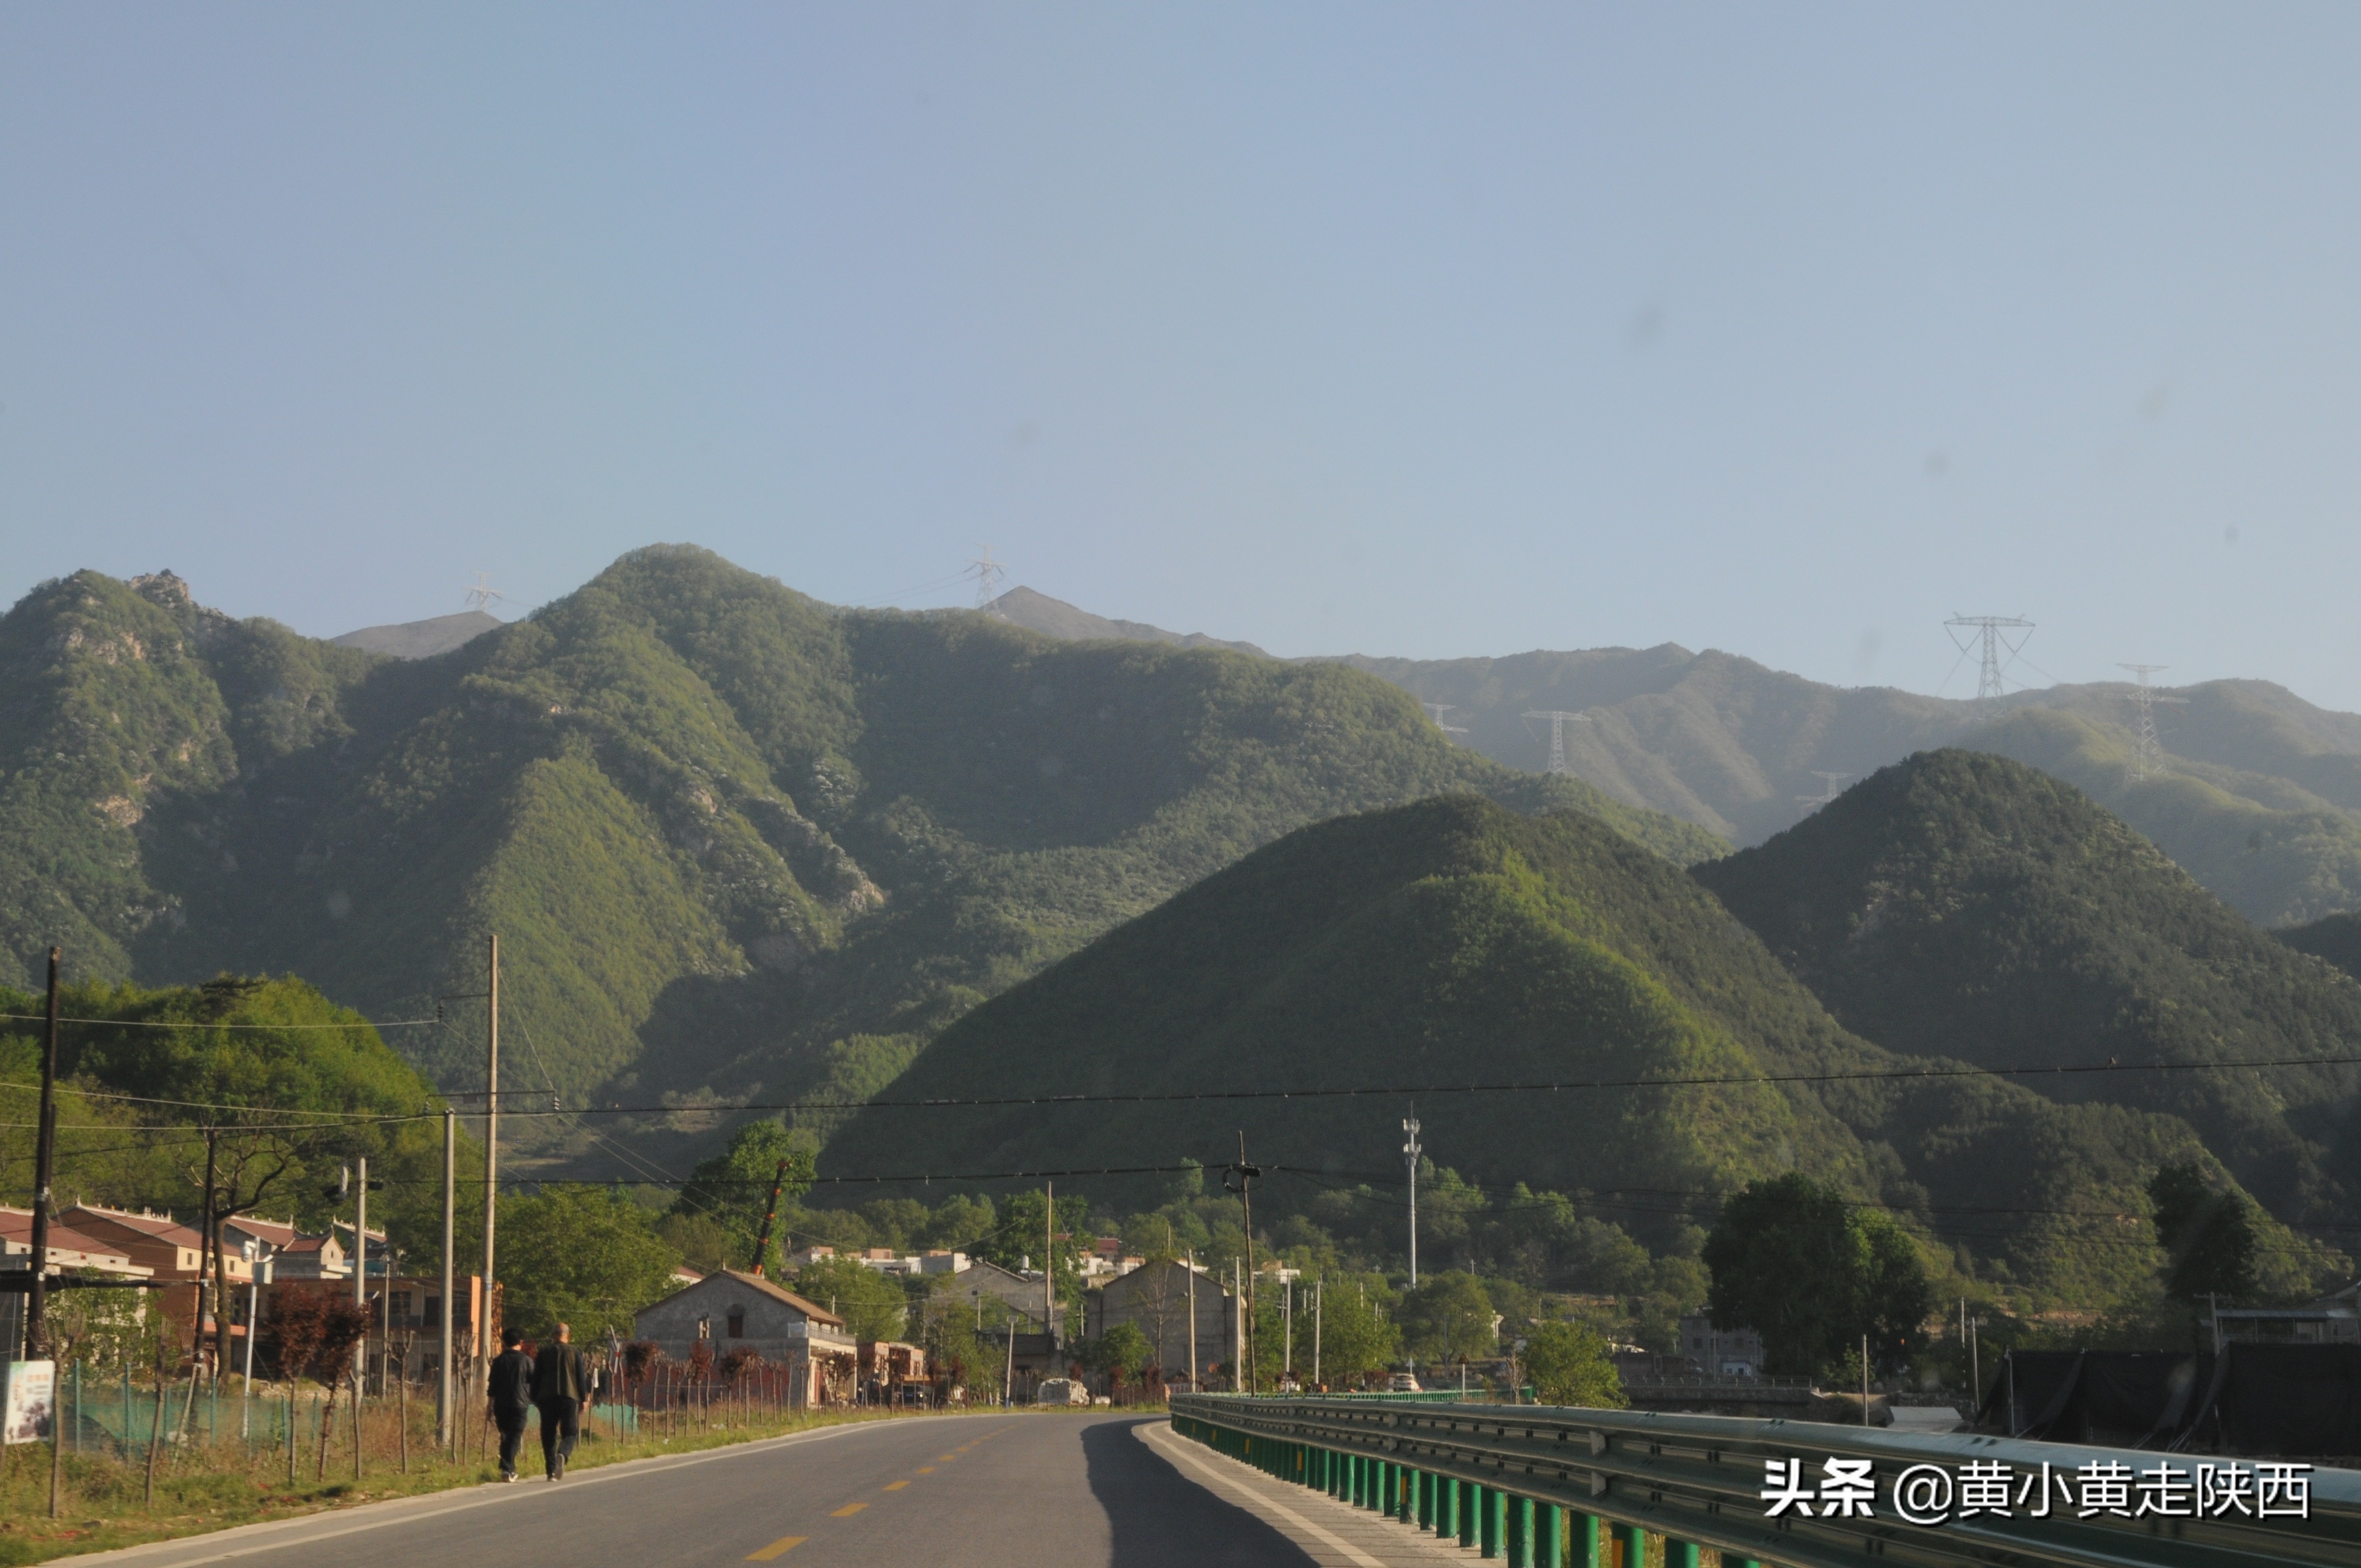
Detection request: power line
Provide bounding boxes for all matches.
[0,1014,436,1031]
[7,1047,2354,1126]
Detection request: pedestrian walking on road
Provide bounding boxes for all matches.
[532,1320,593,1480]
[489,1327,535,1482]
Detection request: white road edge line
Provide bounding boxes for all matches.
[1139,1420,1390,1568]
[55,1417,918,1568]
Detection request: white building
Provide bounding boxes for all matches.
[1677,1313,1765,1377]
[633,1269,859,1407]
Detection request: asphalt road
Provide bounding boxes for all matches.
[69,1413,1336,1568]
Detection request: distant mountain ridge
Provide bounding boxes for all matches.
[990,588,2361,927]
[331,609,505,659]
[983,585,1269,656]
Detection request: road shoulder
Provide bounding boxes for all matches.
[1134,1418,1478,1567]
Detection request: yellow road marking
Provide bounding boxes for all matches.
[883,1480,909,1491]
[916,1466,935,1474]
[938,1453,957,1461]
[746,1538,805,1561]
[830,1502,868,1517]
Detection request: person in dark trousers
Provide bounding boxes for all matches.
[488,1327,535,1482]
[531,1320,593,1480]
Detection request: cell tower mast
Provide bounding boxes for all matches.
[1944,614,2036,709]
[2118,665,2187,782]
[1521,710,1590,775]
[1421,703,1468,741]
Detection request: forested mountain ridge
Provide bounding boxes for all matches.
[820,793,2314,1305]
[0,549,1717,1162]
[1695,749,2361,1228]
[1340,645,2361,927]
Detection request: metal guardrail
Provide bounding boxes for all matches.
[1168,1393,2361,1568]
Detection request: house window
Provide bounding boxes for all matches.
[727,1306,746,1340]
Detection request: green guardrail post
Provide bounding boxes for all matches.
[1508,1493,1533,1567]
[1328,1447,1342,1498]
[1438,1470,1460,1539]
[1397,1466,1416,1522]
[1460,1479,1480,1549]
[1613,1521,1645,1568]
[1482,1485,1505,1559]
[1536,1502,1566,1568]
[1417,1468,1435,1527]
[1381,1459,1398,1513]
[1662,1541,1701,1568]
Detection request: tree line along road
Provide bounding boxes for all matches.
[49,1411,1452,1568]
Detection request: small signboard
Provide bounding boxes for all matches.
[3,1359,55,1444]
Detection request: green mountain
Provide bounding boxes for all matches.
[1694,750,2361,1228]
[0,550,1716,1169]
[819,793,2277,1303]
[2280,911,2361,982]
[1324,645,2361,927]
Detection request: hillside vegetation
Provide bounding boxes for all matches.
[820,794,2301,1305]
[1695,749,2361,1227]
[0,552,1717,1166]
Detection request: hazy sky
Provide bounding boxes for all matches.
[7,6,2360,706]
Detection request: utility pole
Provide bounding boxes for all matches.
[354,1155,369,1391]
[480,933,499,1386]
[1520,711,1590,775]
[1944,614,2036,712]
[1044,1183,1056,1349]
[1402,1114,1423,1287]
[198,1130,217,1385]
[1312,1280,1321,1389]
[1283,1279,1293,1384]
[1185,1252,1198,1395]
[750,1159,790,1277]
[438,1107,455,1450]
[1227,1134,1261,1393]
[25,945,61,1359]
[2118,665,2186,782]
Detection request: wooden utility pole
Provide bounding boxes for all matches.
[439,1107,455,1450]
[354,1154,369,1402]
[1043,1182,1055,1347]
[25,945,61,1359]
[478,933,499,1384]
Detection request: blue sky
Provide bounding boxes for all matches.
[6,6,2359,707]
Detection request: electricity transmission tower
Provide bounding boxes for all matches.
[1796,771,1852,813]
[1521,710,1590,775]
[461,573,506,614]
[965,546,1008,612]
[1944,614,2036,709]
[1421,703,1468,741]
[2118,665,2187,782]
[1401,1114,1423,1287]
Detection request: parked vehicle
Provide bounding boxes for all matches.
[1387,1373,1423,1392]
[1036,1377,1091,1406]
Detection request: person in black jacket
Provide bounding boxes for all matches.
[488,1328,534,1482]
[530,1321,594,1480]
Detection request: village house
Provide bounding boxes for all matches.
[633,1270,858,1407]
[1085,1259,1234,1390]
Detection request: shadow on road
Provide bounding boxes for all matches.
[1082,1415,1318,1566]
